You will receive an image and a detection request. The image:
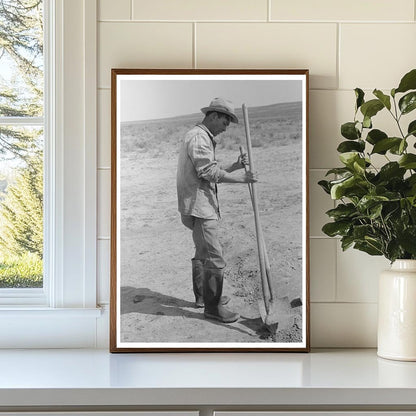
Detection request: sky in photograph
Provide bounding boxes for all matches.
[119,77,303,122]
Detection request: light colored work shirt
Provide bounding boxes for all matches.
[177,124,226,219]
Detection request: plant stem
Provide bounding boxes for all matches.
[390,97,406,139]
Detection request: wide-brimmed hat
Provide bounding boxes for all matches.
[201,97,238,124]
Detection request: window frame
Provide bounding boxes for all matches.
[0,0,100,348]
[0,1,49,305]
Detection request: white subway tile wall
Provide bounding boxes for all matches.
[270,0,414,22]
[98,169,111,239]
[98,90,111,168]
[336,246,389,303]
[310,239,336,302]
[97,0,416,347]
[99,0,131,20]
[340,24,416,90]
[98,22,193,88]
[309,170,334,237]
[97,239,110,305]
[311,303,378,347]
[132,0,269,21]
[196,23,338,89]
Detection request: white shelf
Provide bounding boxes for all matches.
[0,349,415,409]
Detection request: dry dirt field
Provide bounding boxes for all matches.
[118,102,304,345]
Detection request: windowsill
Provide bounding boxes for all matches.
[0,306,102,316]
[0,348,415,409]
[0,307,105,348]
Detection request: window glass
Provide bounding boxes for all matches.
[0,0,44,289]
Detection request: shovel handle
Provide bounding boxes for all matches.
[239,145,274,301]
[242,104,271,311]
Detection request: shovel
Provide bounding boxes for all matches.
[241,104,297,332]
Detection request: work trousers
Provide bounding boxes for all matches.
[181,214,226,269]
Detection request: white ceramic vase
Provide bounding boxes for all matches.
[378,259,416,361]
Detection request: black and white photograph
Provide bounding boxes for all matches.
[110,69,309,352]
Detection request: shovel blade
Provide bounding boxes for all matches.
[258,296,292,326]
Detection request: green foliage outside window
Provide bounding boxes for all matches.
[0,0,44,288]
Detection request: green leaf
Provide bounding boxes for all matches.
[329,175,354,186]
[326,203,357,220]
[341,235,355,251]
[398,226,416,255]
[339,152,360,167]
[357,195,389,212]
[407,120,416,138]
[406,174,416,187]
[378,162,406,181]
[353,158,367,174]
[386,240,403,263]
[325,167,351,176]
[337,140,365,153]
[341,122,361,140]
[352,224,374,239]
[330,176,358,199]
[355,88,365,110]
[365,236,384,252]
[360,99,384,119]
[366,129,387,145]
[399,154,416,169]
[318,180,331,194]
[322,221,351,237]
[363,116,372,129]
[369,203,383,220]
[395,69,416,94]
[389,139,408,155]
[354,241,383,256]
[399,92,416,115]
[405,175,416,197]
[373,89,391,110]
[371,137,402,154]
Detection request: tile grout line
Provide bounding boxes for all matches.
[98,19,415,24]
[130,0,133,20]
[311,301,378,305]
[267,0,271,22]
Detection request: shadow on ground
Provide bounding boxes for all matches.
[120,286,264,338]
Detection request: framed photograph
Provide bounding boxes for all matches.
[110,69,310,352]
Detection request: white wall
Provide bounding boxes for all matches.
[96,0,416,348]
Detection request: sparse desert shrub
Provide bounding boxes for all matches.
[251,137,263,148]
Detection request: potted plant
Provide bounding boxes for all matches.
[319,68,416,361]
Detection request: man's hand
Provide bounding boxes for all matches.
[243,170,257,183]
[237,152,249,169]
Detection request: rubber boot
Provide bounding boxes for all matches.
[192,259,230,308]
[192,259,205,308]
[203,267,239,323]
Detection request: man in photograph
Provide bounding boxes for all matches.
[176,97,257,324]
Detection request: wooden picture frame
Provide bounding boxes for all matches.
[110,69,310,352]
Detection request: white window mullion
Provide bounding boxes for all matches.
[44,0,55,307]
[0,117,44,126]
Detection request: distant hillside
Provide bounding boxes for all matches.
[122,101,302,127]
[120,101,302,157]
